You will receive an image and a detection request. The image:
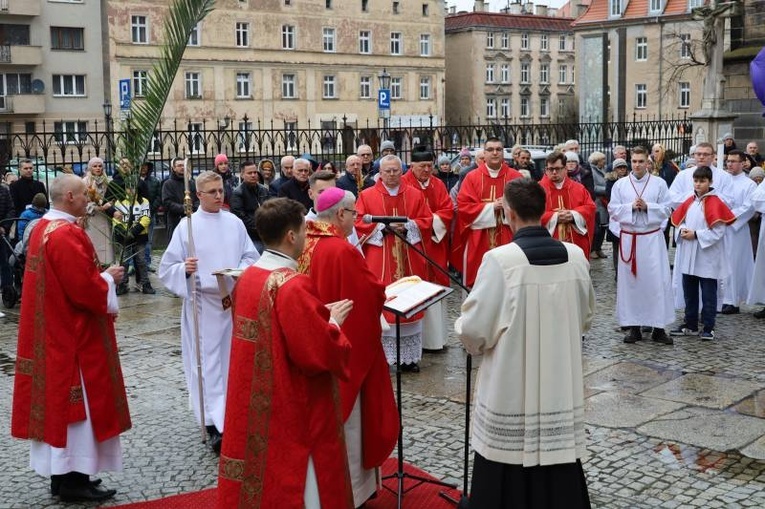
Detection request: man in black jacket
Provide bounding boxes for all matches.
[336,155,374,197]
[9,159,47,214]
[230,161,270,253]
[161,157,198,236]
[277,158,312,209]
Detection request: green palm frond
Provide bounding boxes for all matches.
[117,0,216,181]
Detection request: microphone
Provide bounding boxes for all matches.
[362,214,409,224]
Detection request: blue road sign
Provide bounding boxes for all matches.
[119,79,131,110]
[378,89,391,110]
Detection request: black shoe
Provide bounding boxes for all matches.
[623,327,642,343]
[754,308,765,319]
[116,284,129,296]
[651,328,674,345]
[210,433,223,455]
[58,473,115,502]
[400,362,420,373]
[141,283,156,295]
[721,305,740,315]
[51,475,102,496]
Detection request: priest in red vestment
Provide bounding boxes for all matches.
[402,147,455,351]
[455,138,523,287]
[355,154,434,371]
[11,175,130,503]
[218,198,354,509]
[539,151,597,258]
[297,187,399,507]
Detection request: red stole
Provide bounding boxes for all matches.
[671,193,736,227]
[539,176,597,259]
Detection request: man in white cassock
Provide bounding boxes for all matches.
[720,150,756,314]
[609,147,675,344]
[456,178,594,509]
[748,179,765,318]
[158,171,259,453]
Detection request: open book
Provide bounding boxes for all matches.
[384,276,452,318]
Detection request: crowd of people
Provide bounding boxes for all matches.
[6,132,765,507]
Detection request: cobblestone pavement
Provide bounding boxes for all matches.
[1,244,765,508]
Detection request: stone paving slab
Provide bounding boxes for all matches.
[637,406,765,453]
[585,391,687,428]
[584,361,683,395]
[641,373,762,409]
[732,389,765,419]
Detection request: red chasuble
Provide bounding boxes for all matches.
[402,171,455,286]
[218,266,354,509]
[355,180,433,321]
[454,163,522,287]
[671,193,736,227]
[539,176,597,259]
[297,221,399,469]
[11,219,131,447]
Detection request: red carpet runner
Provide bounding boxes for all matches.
[105,458,462,508]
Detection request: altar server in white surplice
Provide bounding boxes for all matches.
[668,142,733,208]
[748,179,765,317]
[158,171,259,453]
[720,150,756,314]
[608,147,675,344]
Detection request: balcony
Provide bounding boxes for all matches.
[0,94,45,114]
[0,45,42,65]
[0,0,41,16]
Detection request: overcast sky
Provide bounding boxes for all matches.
[449,0,568,12]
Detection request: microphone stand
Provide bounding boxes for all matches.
[382,224,472,508]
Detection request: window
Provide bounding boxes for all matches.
[520,63,530,84]
[133,70,148,98]
[559,65,568,84]
[0,73,31,95]
[236,72,251,98]
[540,63,549,84]
[486,64,495,83]
[359,31,371,54]
[650,0,662,11]
[360,76,371,98]
[392,1,400,14]
[237,120,253,152]
[571,65,575,84]
[391,77,402,99]
[500,64,510,83]
[422,3,429,16]
[635,83,647,108]
[420,34,430,57]
[189,123,203,154]
[610,0,622,16]
[520,97,529,117]
[500,98,510,118]
[540,97,550,117]
[323,28,336,52]
[486,98,496,118]
[50,27,84,51]
[390,32,402,55]
[131,15,148,44]
[635,37,647,61]
[52,74,85,97]
[362,0,369,11]
[486,32,494,49]
[282,25,295,50]
[680,33,691,59]
[559,35,567,51]
[326,0,332,7]
[148,132,162,154]
[323,75,336,98]
[185,72,201,98]
[236,22,249,47]
[540,34,548,51]
[521,33,529,50]
[419,76,430,100]
[54,121,87,144]
[501,32,509,49]
[188,23,200,46]
[679,81,690,108]
[282,73,296,98]
[688,0,703,7]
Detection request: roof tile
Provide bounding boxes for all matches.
[445,12,574,32]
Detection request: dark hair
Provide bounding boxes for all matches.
[320,160,336,171]
[309,169,336,187]
[631,146,647,156]
[727,149,744,162]
[692,166,713,181]
[255,198,306,246]
[239,160,257,171]
[504,178,546,221]
[484,137,502,147]
[545,151,566,167]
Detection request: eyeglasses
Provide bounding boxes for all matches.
[484,147,503,152]
[545,166,566,172]
[343,208,358,217]
[694,152,713,157]
[200,189,224,196]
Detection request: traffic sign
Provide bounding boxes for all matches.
[119,79,131,110]
[378,89,390,110]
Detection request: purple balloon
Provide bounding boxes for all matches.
[751,46,765,115]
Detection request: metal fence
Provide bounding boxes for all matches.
[0,113,693,188]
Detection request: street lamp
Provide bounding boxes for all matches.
[103,100,114,164]
[378,68,391,140]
